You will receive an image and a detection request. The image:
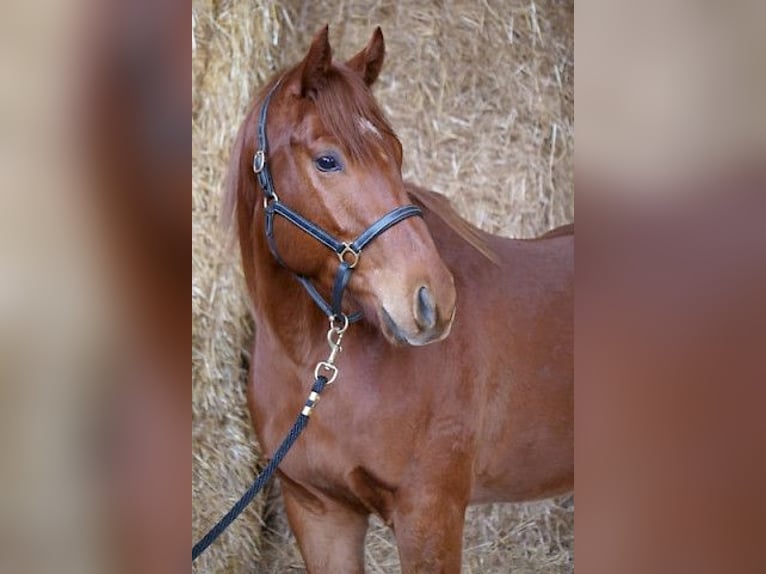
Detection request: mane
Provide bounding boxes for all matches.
[539,222,574,238]
[219,75,281,293]
[219,94,254,249]
[405,183,498,264]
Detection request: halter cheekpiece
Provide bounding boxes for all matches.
[253,81,423,323]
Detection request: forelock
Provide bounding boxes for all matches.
[312,66,399,163]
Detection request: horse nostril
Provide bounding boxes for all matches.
[415,286,437,331]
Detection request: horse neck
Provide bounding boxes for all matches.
[248,214,328,365]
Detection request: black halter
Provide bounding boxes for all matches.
[252,82,423,323]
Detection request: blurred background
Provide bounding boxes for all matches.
[1,0,188,572]
[577,2,766,573]
[192,1,573,573]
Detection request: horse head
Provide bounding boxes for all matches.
[229,26,456,346]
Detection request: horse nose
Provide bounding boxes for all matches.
[414,285,437,331]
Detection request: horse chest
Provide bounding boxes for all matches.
[249,352,413,480]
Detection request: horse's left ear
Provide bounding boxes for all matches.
[300,25,333,97]
[346,27,385,86]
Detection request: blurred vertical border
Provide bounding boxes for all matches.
[576,1,766,573]
[0,0,189,572]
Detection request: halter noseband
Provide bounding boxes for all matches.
[252,82,423,323]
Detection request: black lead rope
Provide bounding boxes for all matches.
[193,80,422,561]
[192,376,329,561]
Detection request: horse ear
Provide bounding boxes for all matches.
[346,27,385,86]
[299,25,332,97]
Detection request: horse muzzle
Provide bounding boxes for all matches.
[379,281,456,346]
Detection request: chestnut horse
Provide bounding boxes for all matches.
[225,26,573,573]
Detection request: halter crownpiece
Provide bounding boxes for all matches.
[252,80,423,323]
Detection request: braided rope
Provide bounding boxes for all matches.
[192,376,328,561]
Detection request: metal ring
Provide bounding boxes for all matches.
[314,361,339,384]
[262,191,280,209]
[329,314,349,334]
[252,150,265,174]
[337,244,360,268]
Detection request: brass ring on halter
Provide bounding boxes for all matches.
[262,191,280,209]
[314,361,339,384]
[252,149,265,174]
[337,243,360,268]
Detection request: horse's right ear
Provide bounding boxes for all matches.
[299,25,332,97]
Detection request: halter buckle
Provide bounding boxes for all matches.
[338,243,360,268]
[253,150,265,174]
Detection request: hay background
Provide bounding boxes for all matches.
[192,1,573,572]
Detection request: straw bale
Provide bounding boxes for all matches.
[192,1,573,572]
[193,1,282,572]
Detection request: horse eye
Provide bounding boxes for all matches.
[314,154,342,173]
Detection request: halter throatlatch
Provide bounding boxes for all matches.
[253,81,423,323]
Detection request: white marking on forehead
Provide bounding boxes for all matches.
[357,117,381,139]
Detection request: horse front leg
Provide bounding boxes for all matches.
[392,473,470,573]
[280,475,369,574]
